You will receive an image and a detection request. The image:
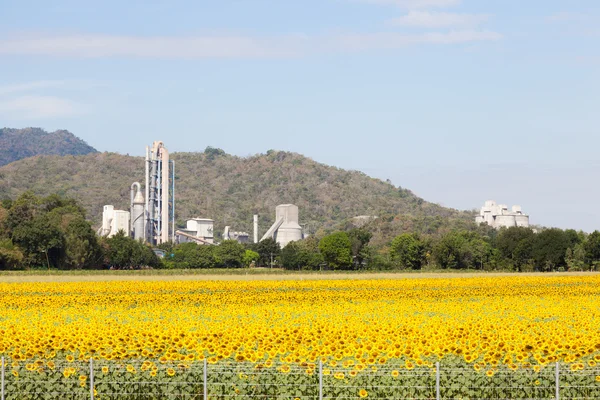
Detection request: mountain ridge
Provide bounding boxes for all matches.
[0,127,97,167]
[0,147,474,243]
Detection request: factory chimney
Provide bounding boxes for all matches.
[253,215,258,244]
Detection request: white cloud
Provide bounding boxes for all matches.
[0,80,65,95]
[0,32,501,59]
[391,11,490,28]
[546,12,590,23]
[0,95,83,118]
[0,35,297,59]
[329,30,501,51]
[355,0,461,9]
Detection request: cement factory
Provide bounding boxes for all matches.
[475,200,530,229]
[100,141,531,248]
[100,141,306,248]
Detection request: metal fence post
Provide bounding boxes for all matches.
[203,358,208,400]
[555,362,559,400]
[89,358,94,400]
[436,362,440,400]
[2,356,5,400]
[319,359,323,400]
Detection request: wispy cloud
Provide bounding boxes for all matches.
[328,30,501,51]
[0,35,297,59]
[0,31,501,59]
[546,12,590,23]
[356,0,461,9]
[0,95,83,118]
[390,11,490,28]
[0,80,65,96]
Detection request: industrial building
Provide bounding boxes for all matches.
[223,226,250,243]
[100,141,175,244]
[100,205,130,237]
[144,141,175,244]
[176,218,215,245]
[261,204,303,247]
[99,141,311,250]
[475,200,530,229]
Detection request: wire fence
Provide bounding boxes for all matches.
[2,357,600,400]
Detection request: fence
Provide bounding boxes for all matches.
[1,357,600,400]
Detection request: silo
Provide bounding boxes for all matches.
[130,182,145,241]
[102,205,114,236]
[515,215,530,228]
[495,215,517,229]
[274,204,303,247]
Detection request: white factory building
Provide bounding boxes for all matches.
[100,205,131,237]
[176,218,215,245]
[261,204,303,247]
[475,200,530,229]
[223,226,250,243]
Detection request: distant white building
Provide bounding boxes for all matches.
[261,204,303,247]
[223,226,250,244]
[100,205,131,237]
[176,218,215,244]
[475,200,530,229]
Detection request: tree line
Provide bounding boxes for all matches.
[0,192,159,270]
[2,193,600,272]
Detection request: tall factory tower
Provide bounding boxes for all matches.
[144,141,175,245]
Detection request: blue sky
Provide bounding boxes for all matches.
[1,0,599,231]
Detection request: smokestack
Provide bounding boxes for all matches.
[144,146,150,242]
[160,147,170,244]
[253,215,258,244]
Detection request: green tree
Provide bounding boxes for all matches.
[0,239,24,270]
[280,240,324,270]
[432,231,468,269]
[390,233,423,269]
[296,237,324,270]
[319,232,352,270]
[104,231,135,268]
[470,238,493,270]
[5,191,38,234]
[348,228,373,268]
[280,241,303,270]
[12,213,65,268]
[531,229,570,271]
[214,240,245,268]
[566,244,586,271]
[169,242,216,269]
[584,231,600,267]
[495,227,536,270]
[255,238,281,267]
[63,217,102,269]
[243,249,259,268]
[103,231,160,269]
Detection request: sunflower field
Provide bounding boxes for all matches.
[1,275,600,399]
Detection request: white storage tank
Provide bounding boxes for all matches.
[274,204,303,247]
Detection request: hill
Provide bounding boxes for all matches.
[0,149,474,244]
[0,128,97,167]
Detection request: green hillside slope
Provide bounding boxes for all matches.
[0,127,97,167]
[0,149,473,242]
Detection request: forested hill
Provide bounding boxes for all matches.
[0,148,474,243]
[0,128,97,167]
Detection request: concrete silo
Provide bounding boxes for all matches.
[130,182,145,241]
[261,204,303,247]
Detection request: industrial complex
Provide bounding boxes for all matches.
[475,200,530,229]
[100,141,306,248]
